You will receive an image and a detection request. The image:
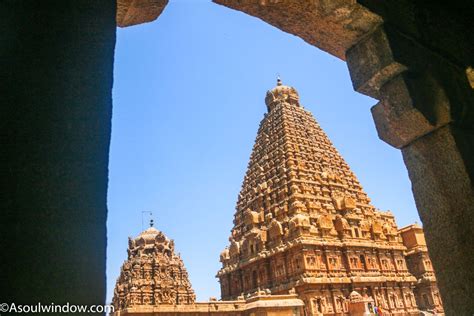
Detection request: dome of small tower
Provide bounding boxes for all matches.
[134,226,169,245]
[265,77,300,111]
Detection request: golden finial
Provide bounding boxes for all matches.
[276,74,282,86]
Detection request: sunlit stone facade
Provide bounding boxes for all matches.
[112,224,196,310]
[399,224,444,314]
[112,223,304,316]
[217,79,443,315]
[112,80,443,316]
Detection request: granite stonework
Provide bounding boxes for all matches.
[217,80,443,315]
[112,81,444,316]
[112,224,305,316]
[209,3,474,315]
[3,1,471,315]
[399,225,443,314]
[112,225,196,309]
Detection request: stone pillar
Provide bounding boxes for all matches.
[1,0,116,311]
[346,23,474,316]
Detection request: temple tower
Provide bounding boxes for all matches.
[217,79,421,315]
[399,224,444,314]
[112,222,195,311]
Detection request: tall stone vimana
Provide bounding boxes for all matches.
[217,79,444,315]
[112,79,444,316]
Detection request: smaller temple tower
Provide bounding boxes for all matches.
[399,224,444,314]
[112,222,196,311]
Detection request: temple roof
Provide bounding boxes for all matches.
[265,78,300,111]
[112,225,195,311]
[219,80,405,276]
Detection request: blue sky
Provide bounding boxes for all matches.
[107,0,420,303]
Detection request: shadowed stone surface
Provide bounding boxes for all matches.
[402,126,474,316]
[370,73,451,149]
[0,0,116,311]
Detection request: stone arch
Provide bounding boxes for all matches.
[3,1,473,315]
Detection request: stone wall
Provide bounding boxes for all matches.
[113,294,304,316]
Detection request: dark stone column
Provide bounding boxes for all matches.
[401,125,474,315]
[0,0,116,311]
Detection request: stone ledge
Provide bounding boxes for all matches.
[371,73,451,148]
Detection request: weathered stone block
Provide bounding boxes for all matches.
[346,26,407,98]
[371,73,451,148]
[117,0,168,27]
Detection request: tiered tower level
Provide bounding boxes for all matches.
[217,79,421,315]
